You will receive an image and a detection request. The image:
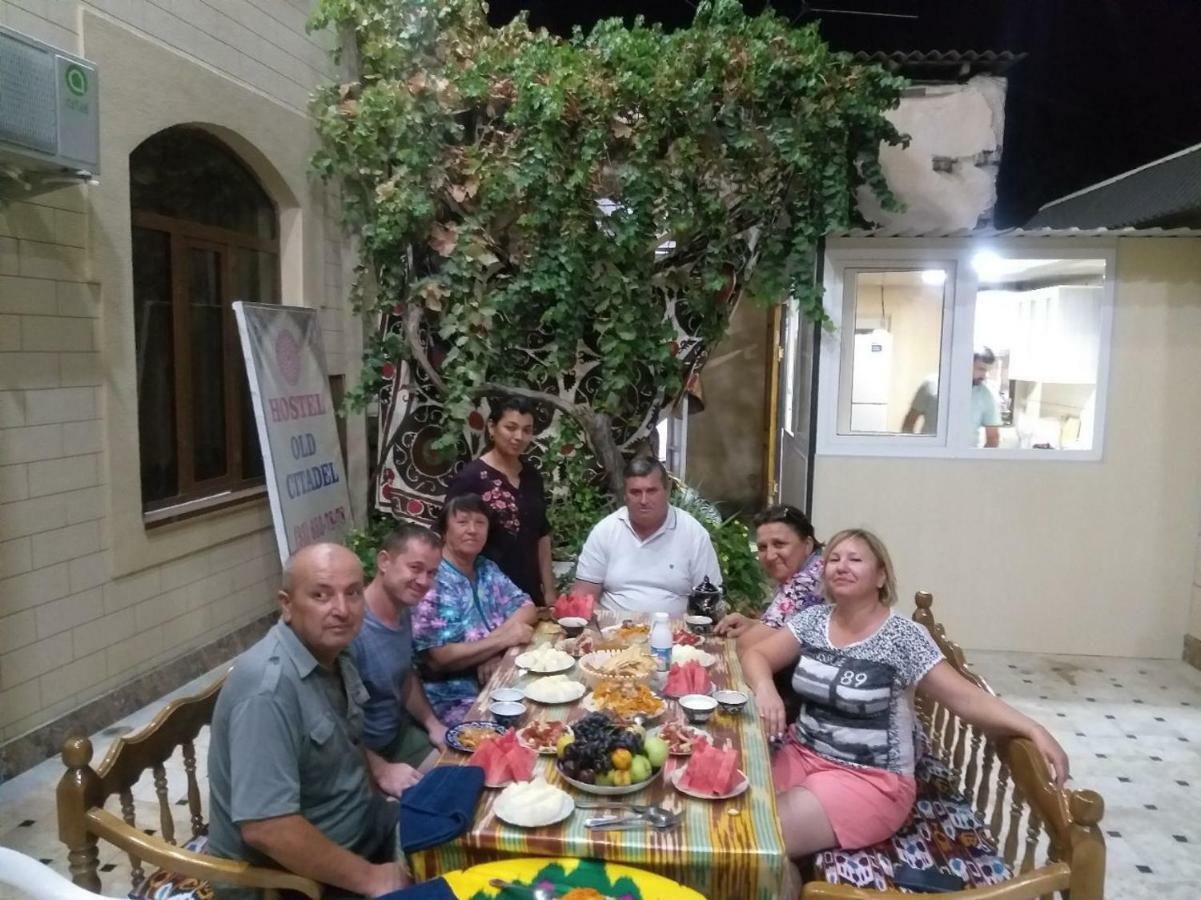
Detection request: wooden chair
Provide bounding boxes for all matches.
[802,591,1106,899]
[56,671,321,899]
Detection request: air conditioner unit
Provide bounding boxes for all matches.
[0,24,99,192]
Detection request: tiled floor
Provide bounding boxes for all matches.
[2,652,1200,898]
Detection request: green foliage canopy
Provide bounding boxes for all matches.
[309,0,905,492]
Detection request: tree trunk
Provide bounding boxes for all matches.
[578,408,627,499]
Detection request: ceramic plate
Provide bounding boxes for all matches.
[514,649,575,674]
[522,677,587,705]
[445,720,508,753]
[555,761,662,796]
[493,789,575,828]
[580,691,666,722]
[648,723,710,756]
[669,765,749,800]
[515,720,572,755]
[442,856,706,900]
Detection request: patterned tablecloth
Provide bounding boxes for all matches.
[408,619,789,899]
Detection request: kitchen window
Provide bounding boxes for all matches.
[817,243,1114,460]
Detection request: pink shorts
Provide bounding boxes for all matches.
[772,739,916,849]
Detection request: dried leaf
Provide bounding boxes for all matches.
[375,179,398,203]
[418,281,447,311]
[464,241,499,268]
[449,184,469,204]
[428,223,458,257]
[407,72,428,95]
[611,117,632,139]
[338,99,359,118]
[337,82,359,101]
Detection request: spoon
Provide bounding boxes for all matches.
[584,807,681,830]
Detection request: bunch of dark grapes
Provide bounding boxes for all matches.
[558,712,645,783]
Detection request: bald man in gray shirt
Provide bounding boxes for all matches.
[207,543,414,898]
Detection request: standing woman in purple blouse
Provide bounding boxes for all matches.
[444,396,556,607]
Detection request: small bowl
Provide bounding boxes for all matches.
[490,687,525,704]
[558,616,588,638]
[685,615,713,636]
[713,689,749,715]
[679,693,718,725]
[489,700,526,729]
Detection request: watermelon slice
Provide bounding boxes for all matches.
[468,729,535,785]
[680,738,742,795]
[664,661,712,698]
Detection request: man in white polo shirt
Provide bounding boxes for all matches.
[571,457,722,616]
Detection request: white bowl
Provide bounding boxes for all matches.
[713,689,749,714]
[490,687,525,704]
[679,693,718,725]
[558,616,588,637]
[489,700,526,728]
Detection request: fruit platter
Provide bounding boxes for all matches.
[670,737,749,799]
[492,776,575,828]
[554,712,670,795]
[555,633,598,658]
[662,661,712,698]
[468,729,537,788]
[650,721,710,756]
[516,719,572,755]
[672,628,704,647]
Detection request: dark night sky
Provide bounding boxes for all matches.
[485,1,1201,226]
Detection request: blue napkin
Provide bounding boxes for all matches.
[375,877,457,900]
[399,765,485,853]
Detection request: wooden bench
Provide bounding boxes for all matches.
[56,671,321,899]
[803,592,1106,899]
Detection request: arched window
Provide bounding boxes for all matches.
[130,127,280,513]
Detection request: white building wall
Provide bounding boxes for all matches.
[0,1,358,743]
[857,75,1007,232]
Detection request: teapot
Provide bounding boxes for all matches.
[687,576,722,620]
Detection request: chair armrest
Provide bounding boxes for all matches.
[86,808,322,899]
[801,862,1071,900]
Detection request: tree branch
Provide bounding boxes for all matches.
[478,381,578,418]
[402,303,447,395]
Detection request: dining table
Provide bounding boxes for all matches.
[407,613,790,899]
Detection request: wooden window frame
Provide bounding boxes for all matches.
[133,209,280,516]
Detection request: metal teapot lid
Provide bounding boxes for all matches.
[690,576,721,598]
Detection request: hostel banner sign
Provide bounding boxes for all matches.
[234,302,352,564]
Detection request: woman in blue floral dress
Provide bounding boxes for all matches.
[412,493,539,726]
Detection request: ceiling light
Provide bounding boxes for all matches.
[971,251,1005,280]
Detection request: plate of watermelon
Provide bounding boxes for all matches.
[669,737,749,800]
[467,729,538,788]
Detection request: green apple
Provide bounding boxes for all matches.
[643,736,669,768]
[630,755,653,783]
[556,733,575,759]
[595,770,614,787]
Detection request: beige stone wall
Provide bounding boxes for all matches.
[685,300,771,511]
[0,2,360,742]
